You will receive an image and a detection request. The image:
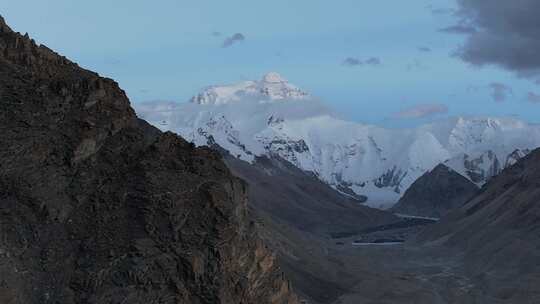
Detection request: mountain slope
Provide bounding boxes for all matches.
[224,155,396,236]
[222,154,397,303]
[136,75,540,209]
[0,16,298,304]
[417,148,540,302]
[391,164,479,218]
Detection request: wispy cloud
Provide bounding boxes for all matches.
[222,33,245,48]
[342,57,362,66]
[426,5,455,15]
[489,82,513,102]
[438,24,477,34]
[528,92,540,103]
[418,46,431,52]
[365,57,381,66]
[393,104,449,119]
[342,57,382,67]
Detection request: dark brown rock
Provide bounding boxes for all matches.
[0,15,298,304]
[0,15,13,33]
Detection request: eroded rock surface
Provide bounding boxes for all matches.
[0,15,298,304]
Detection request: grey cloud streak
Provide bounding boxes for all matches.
[342,57,382,67]
[444,0,540,78]
[222,33,245,48]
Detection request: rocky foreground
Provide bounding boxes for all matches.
[0,16,298,304]
[2,13,539,304]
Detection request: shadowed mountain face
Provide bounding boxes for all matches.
[391,164,479,218]
[0,16,298,304]
[223,155,398,303]
[224,155,396,237]
[417,148,540,302]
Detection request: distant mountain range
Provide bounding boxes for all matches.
[136,73,540,209]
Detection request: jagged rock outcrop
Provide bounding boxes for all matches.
[463,150,501,184]
[391,164,479,218]
[0,15,298,304]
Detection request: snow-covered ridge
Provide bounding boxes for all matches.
[136,73,540,209]
[190,72,309,105]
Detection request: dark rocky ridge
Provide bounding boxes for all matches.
[391,164,479,218]
[417,148,540,302]
[0,15,298,304]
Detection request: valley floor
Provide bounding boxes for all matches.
[330,244,478,304]
[293,223,540,304]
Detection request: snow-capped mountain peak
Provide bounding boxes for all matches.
[258,72,309,100]
[136,74,540,210]
[190,72,309,105]
[262,72,287,84]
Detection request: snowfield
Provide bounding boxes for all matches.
[136,73,540,209]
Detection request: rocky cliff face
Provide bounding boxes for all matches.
[0,16,298,304]
[391,164,479,218]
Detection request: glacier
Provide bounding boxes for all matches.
[135,73,540,209]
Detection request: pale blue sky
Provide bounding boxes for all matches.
[3,0,540,127]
